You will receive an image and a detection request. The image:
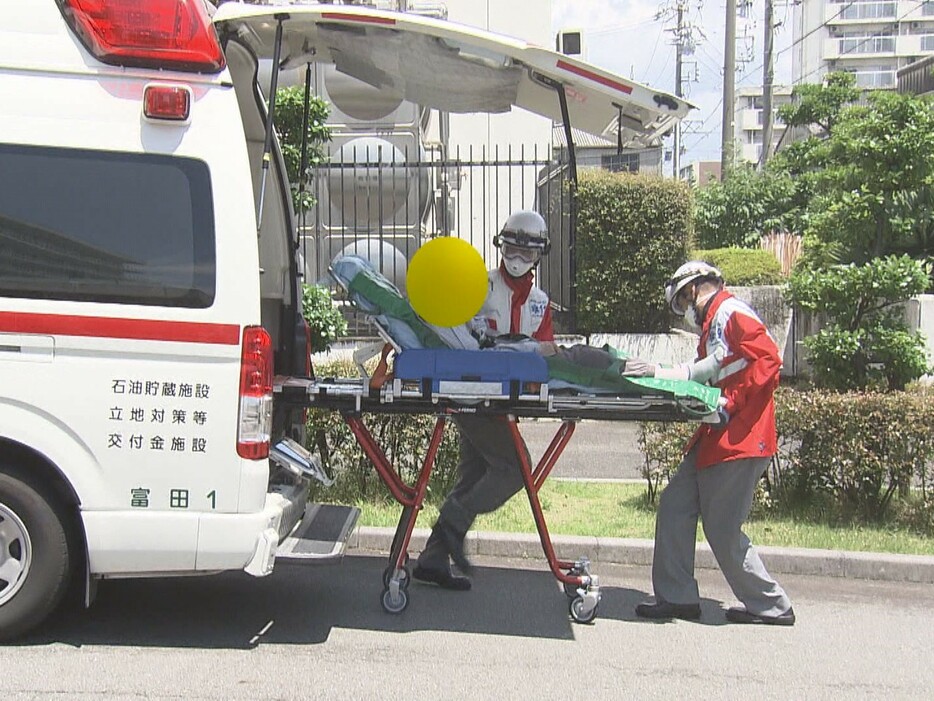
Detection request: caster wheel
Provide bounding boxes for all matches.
[381,587,408,614]
[382,564,411,591]
[569,595,598,624]
[563,570,580,598]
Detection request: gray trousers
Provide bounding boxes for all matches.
[652,447,792,617]
[418,415,529,569]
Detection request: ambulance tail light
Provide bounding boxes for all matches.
[237,326,273,460]
[57,0,226,73]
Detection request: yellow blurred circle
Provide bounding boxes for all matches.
[407,237,488,327]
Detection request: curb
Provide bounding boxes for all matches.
[348,526,934,585]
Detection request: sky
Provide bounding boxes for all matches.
[552,0,796,173]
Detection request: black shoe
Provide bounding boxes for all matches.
[726,606,795,626]
[635,601,701,621]
[412,564,472,591]
[437,522,473,574]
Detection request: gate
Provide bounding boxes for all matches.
[299,143,576,333]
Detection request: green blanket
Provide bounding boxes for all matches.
[545,345,720,414]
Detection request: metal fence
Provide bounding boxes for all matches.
[298,143,576,332]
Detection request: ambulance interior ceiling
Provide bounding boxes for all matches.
[222,16,680,147]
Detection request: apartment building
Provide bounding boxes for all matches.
[793,0,934,89]
[734,85,794,164]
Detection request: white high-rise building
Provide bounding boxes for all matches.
[793,0,934,89]
[734,85,794,164]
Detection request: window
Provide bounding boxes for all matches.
[0,145,215,307]
[852,69,895,88]
[922,34,934,51]
[839,2,895,20]
[601,152,640,173]
[839,35,895,54]
[924,1,934,17]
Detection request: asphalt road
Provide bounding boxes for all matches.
[4,554,933,700]
[520,418,644,481]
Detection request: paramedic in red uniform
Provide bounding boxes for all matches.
[626,261,795,625]
[413,210,554,590]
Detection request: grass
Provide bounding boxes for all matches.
[355,480,934,556]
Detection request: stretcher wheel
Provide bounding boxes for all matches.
[563,570,580,598]
[382,564,411,591]
[569,595,598,624]
[381,587,409,614]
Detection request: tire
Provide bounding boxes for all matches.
[569,595,598,624]
[0,470,71,642]
[381,587,408,614]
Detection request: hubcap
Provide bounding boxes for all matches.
[0,503,32,606]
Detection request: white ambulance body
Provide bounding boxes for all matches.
[0,0,689,641]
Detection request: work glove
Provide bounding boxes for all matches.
[620,357,656,377]
[702,396,730,428]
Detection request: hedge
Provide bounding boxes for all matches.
[305,359,461,504]
[640,386,934,532]
[692,247,784,286]
[575,171,692,333]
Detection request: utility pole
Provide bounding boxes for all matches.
[759,0,775,168]
[673,2,684,178]
[658,0,698,179]
[721,0,736,178]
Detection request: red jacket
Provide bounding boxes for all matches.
[686,290,780,468]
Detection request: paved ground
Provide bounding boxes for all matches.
[519,418,644,481]
[3,555,933,700]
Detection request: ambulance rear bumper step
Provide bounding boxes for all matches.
[276,503,360,564]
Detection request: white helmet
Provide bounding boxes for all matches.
[664,260,723,316]
[494,209,551,254]
[494,210,550,278]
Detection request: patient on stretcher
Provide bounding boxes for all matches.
[329,255,720,412]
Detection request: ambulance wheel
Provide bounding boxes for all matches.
[0,469,72,642]
[569,595,598,624]
[382,564,411,591]
[381,587,409,614]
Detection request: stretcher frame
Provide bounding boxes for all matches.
[275,373,716,623]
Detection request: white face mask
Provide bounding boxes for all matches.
[684,303,701,330]
[503,254,534,278]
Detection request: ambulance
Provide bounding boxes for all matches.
[0,0,689,641]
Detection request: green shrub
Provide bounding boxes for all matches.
[693,164,797,249]
[640,386,934,532]
[575,170,692,333]
[302,284,348,354]
[786,256,931,390]
[274,86,331,214]
[776,388,934,522]
[305,359,461,504]
[692,247,784,286]
[638,421,696,504]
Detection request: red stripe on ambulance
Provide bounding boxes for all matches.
[0,312,240,345]
[556,59,633,94]
[321,11,397,25]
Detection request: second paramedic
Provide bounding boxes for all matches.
[626,261,795,625]
[413,209,554,590]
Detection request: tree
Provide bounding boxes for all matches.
[273,86,342,350]
[274,85,332,214]
[785,256,931,391]
[803,90,934,268]
[693,163,797,248]
[776,71,860,137]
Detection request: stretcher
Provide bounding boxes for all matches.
[274,256,721,623]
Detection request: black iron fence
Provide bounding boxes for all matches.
[298,143,576,333]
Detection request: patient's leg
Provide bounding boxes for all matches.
[556,344,616,370]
